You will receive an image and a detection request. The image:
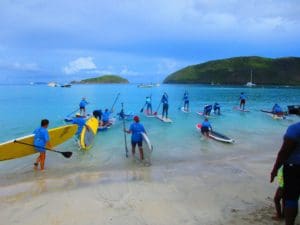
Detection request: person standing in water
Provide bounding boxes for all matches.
[239,92,247,110]
[161,92,169,119]
[146,96,152,115]
[183,91,189,111]
[33,119,51,171]
[270,122,300,225]
[79,97,89,116]
[125,116,146,161]
[201,118,212,137]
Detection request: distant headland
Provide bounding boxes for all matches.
[71,75,129,84]
[164,56,300,85]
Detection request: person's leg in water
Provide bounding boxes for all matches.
[35,152,46,170]
[273,187,284,220]
[166,104,169,118]
[162,104,166,118]
[138,142,144,161]
[131,142,136,158]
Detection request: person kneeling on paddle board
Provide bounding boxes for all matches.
[72,113,87,139]
[201,118,212,137]
[125,116,146,161]
[161,92,169,119]
[146,96,152,115]
[272,104,284,116]
[79,97,89,116]
[33,119,52,171]
[102,109,112,126]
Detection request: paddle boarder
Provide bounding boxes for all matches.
[203,104,213,116]
[239,92,247,110]
[213,103,221,115]
[161,92,169,119]
[79,97,89,116]
[102,109,111,126]
[270,121,300,225]
[72,113,87,138]
[183,91,189,111]
[33,119,52,171]
[125,116,146,161]
[272,104,284,116]
[146,96,152,115]
[201,118,212,137]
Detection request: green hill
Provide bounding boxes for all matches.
[164,56,300,85]
[74,75,129,84]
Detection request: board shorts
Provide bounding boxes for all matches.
[240,99,246,104]
[80,106,85,110]
[184,100,189,104]
[131,141,142,148]
[201,126,209,133]
[283,164,300,204]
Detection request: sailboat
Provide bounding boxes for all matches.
[245,69,256,87]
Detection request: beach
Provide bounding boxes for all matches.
[0,84,300,225]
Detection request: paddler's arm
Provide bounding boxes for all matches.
[270,138,296,183]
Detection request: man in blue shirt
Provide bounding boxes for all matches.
[183,91,189,111]
[79,97,89,116]
[125,116,146,161]
[72,113,87,138]
[239,92,246,110]
[146,96,152,115]
[201,118,212,137]
[161,92,169,119]
[102,109,111,126]
[213,103,221,115]
[272,104,284,116]
[271,122,300,225]
[33,119,51,171]
[203,104,213,116]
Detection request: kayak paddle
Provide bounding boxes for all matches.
[13,140,73,158]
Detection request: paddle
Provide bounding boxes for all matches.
[153,102,161,116]
[121,103,129,158]
[13,140,73,158]
[66,108,80,117]
[140,94,152,113]
[110,93,120,113]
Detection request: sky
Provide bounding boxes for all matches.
[0,0,300,84]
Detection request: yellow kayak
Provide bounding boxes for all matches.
[0,124,78,161]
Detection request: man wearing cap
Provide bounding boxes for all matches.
[125,116,146,161]
[79,97,89,116]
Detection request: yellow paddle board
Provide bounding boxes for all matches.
[0,124,78,161]
[79,117,98,150]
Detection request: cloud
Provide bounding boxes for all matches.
[120,66,139,76]
[0,60,39,72]
[63,57,96,74]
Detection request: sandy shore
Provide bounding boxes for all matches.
[1,146,299,225]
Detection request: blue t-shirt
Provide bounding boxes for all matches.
[161,95,168,104]
[273,105,283,113]
[284,122,300,164]
[33,127,50,152]
[129,123,146,142]
[183,94,189,102]
[79,100,88,108]
[202,121,212,129]
[240,94,246,100]
[102,111,110,122]
[72,117,86,136]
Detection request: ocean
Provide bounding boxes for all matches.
[0,84,299,225]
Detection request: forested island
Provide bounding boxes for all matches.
[71,75,129,84]
[164,56,300,85]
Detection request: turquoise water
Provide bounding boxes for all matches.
[0,84,299,186]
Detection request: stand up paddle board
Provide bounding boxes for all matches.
[196,112,215,118]
[65,114,91,122]
[144,112,156,118]
[233,107,250,112]
[79,117,98,150]
[180,107,191,113]
[0,124,78,161]
[156,115,173,123]
[141,132,153,165]
[98,118,116,132]
[196,124,234,144]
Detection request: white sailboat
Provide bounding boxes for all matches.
[245,70,256,87]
